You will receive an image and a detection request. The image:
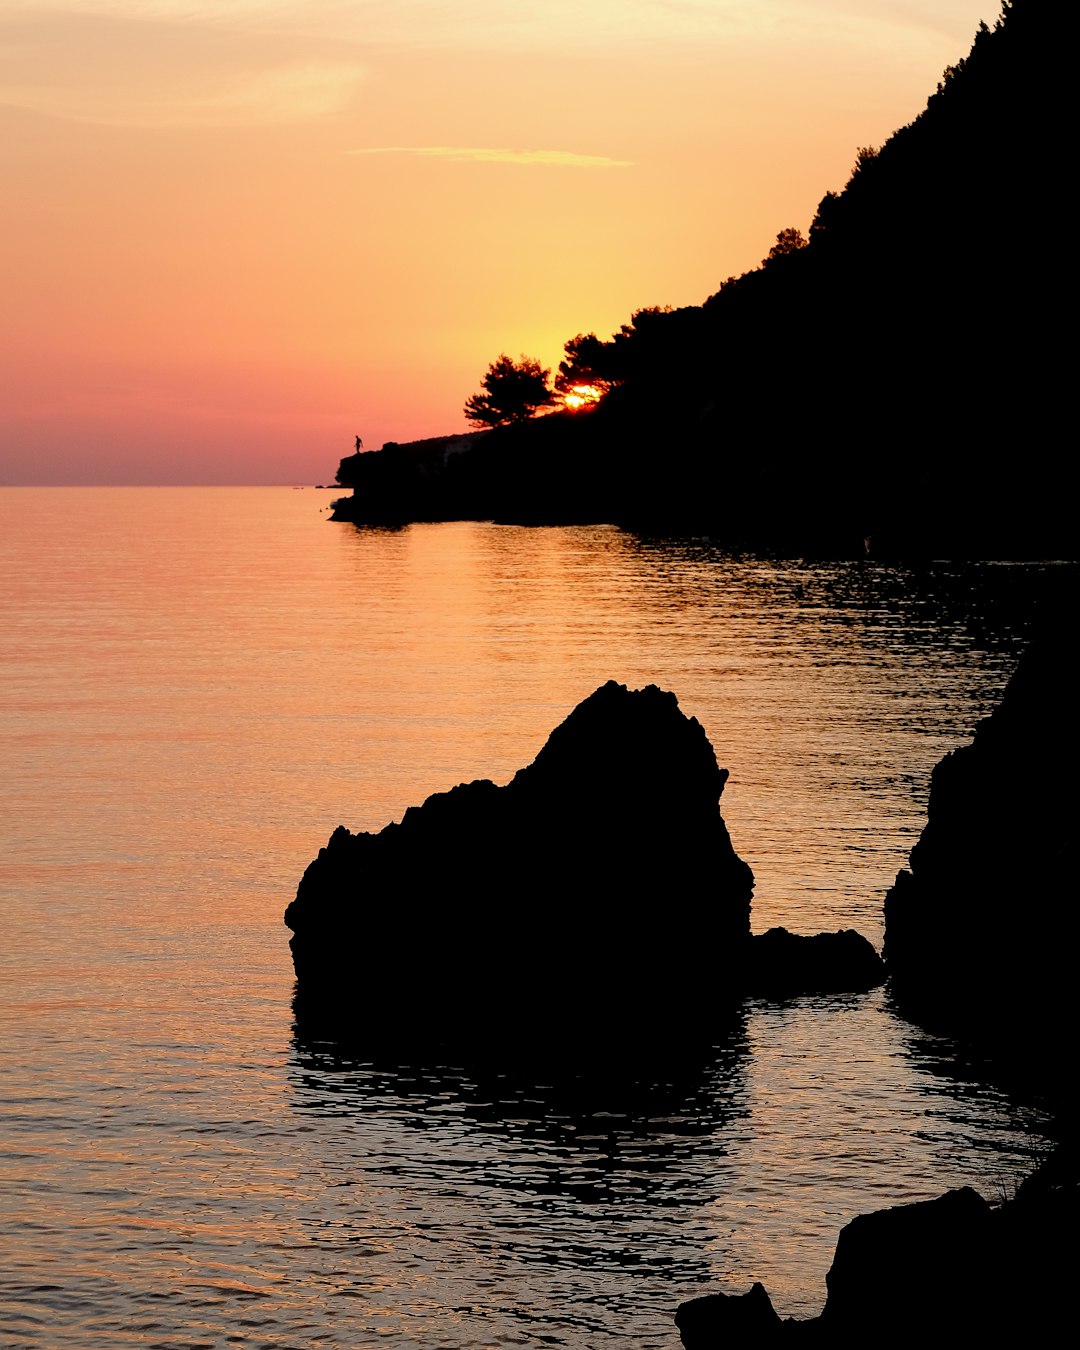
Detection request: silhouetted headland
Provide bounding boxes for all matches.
[285,681,882,1047]
[331,432,492,525]
[331,4,1075,559]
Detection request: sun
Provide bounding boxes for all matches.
[562,384,603,411]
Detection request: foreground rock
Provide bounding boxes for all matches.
[678,633,1076,1345]
[676,1283,783,1345]
[883,630,1077,1070]
[286,681,881,1039]
[676,1160,1079,1344]
[287,682,752,1036]
[745,927,883,997]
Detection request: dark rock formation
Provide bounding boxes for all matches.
[331,433,492,524]
[286,681,754,1038]
[674,630,1076,1346]
[679,1287,772,1343]
[745,927,883,998]
[329,412,616,527]
[676,1282,783,1347]
[883,631,1077,1069]
[676,1161,1080,1344]
[286,681,882,1040]
[685,626,1076,1340]
[817,1187,992,1337]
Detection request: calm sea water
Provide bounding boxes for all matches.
[0,487,1068,1347]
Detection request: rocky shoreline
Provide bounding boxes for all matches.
[676,1160,1078,1344]
[285,631,1074,1341]
[674,632,1076,1342]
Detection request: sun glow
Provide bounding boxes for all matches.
[0,1,1004,483]
[562,384,603,411]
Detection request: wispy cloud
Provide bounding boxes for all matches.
[348,146,633,168]
[0,13,367,127]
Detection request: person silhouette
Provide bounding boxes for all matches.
[354,435,363,452]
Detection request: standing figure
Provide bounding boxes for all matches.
[354,434,363,452]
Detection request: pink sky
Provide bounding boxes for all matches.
[1,2,1000,484]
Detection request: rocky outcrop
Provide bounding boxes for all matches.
[328,411,619,527]
[285,681,882,1039]
[883,631,1076,1066]
[676,1283,783,1346]
[676,1161,1079,1344]
[745,927,883,997]
[816,1186,992,1337]
[677,632,1075,1345]
[286,682,753,1037]
[331,433,491,523]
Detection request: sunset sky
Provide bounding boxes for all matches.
[1,1,999,485]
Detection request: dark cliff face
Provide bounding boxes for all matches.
[883,629,1077,1067]
[285,681,755,1039]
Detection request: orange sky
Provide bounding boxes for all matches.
[0,1,1000,484]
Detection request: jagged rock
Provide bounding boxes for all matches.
[815,1168,1080,1340]
[746,928,884,997]
[883,631,1077,1065]
[676,1164,1080,1344]
[286,681,754,1036]
[818,1187,991,1336]
[675,1282,783,1346]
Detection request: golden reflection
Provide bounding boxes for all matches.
[0,489,1063,1348]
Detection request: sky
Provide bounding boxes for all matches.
[1,1,1001,485]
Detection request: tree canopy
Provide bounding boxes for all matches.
[555,333,619,403]
[762,226,808,266]
[464,354,554,428]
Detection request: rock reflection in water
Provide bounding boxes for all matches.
[287,990,1053,1339]
[288,1013,750,1346]
[694,990,1052,1318]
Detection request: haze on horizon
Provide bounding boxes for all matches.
[1,1,1000,486]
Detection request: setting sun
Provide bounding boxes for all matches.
[0,0,1001,484]
[562,384,603,411]
[0,6,1069,1348]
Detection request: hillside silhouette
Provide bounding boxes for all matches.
[335,2,1072,557]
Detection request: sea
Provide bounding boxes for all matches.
[0,486,1069,1348]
